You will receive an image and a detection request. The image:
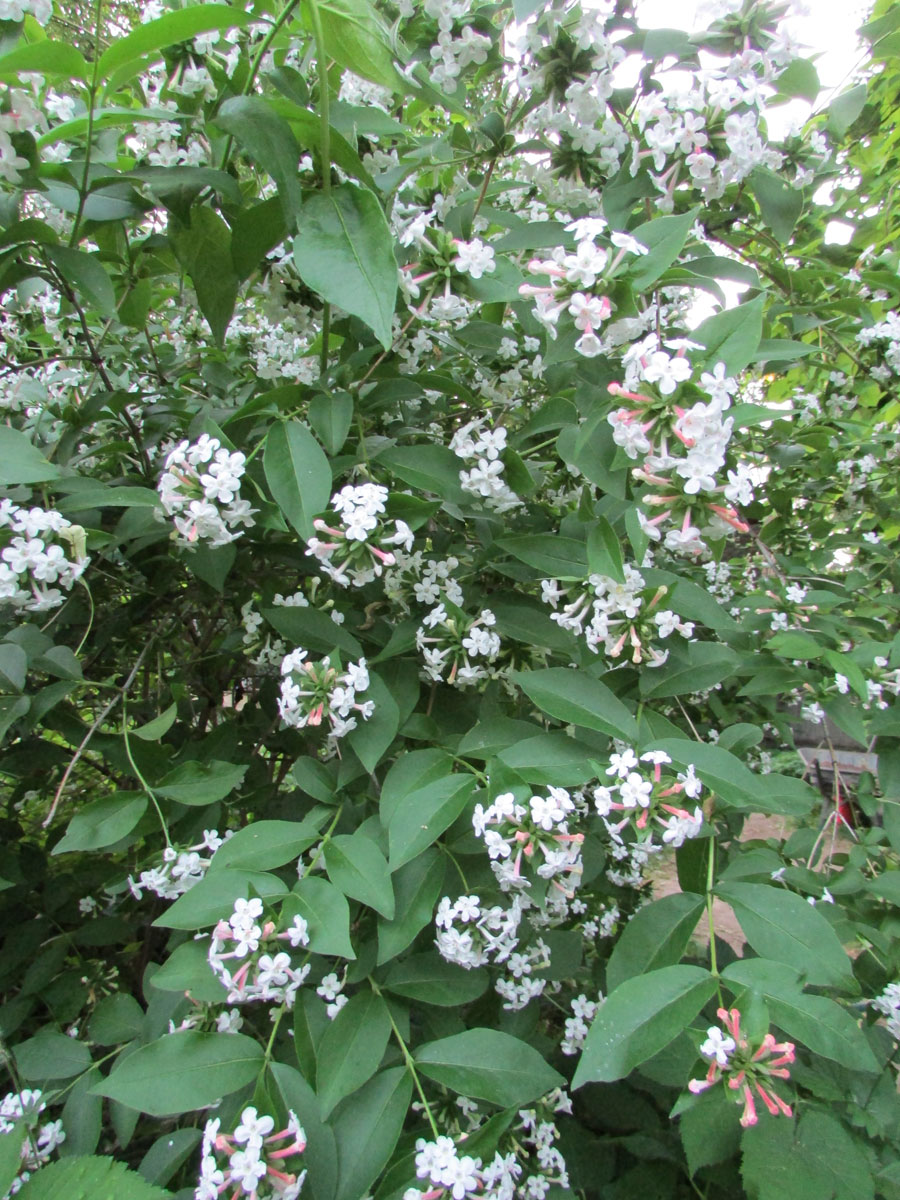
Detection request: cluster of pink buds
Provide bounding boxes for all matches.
[196,1107,307,1200]
[594,748,704,848]
[689,1007,795,1128]
[306,483,414,588]
[208,898,312,1008]
[605,354,753,556]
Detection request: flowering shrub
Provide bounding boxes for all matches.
[0,0,898,1197]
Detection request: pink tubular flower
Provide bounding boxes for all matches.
[688,1007,795,1128]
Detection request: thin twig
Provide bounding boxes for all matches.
[43,640,153,828]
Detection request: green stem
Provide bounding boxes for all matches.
[706,836,724,1005]
[309,0,332,371]
[300,805,343,879]
[370,979,440,1140]
[122,694,171,848]
[69,0,103,247]
[440,845,469,892]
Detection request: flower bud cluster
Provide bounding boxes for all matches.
[561,993,602,1056]
[306,483,414,587]
[278,650,373,747]
[416,602,501,688]
[196,1107,307,1200]
[594,749,704,847]
[450,419,519,513]
[541,567,694,666]
[606,354,751,555]
[157,434,256,547]
[0,500,89,613]
[128,830,228,901]
[688,1007,795,1128]
[208,897,312,1007]
[0,1088,65,1193]
[473,788,585,895]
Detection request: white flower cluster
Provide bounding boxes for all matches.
[856,311,900,382]
[157,434,256,548]
[306,483,414,587]
[416,603,501,687]
[561,993,602,1056]
[128,830,227,901]
[452,238,496,279]
[196,1107,307,1200]
[541,567,693,666]
[872,982,900,1041]
[0,1089,65,1194]
[0,500,89,613]
[406,1093,570,1200]
[605,353,752,555]
[208,897,312,1007]
[384,551,464,611]
[519,222,646,358]
[0,86,45,186]
[316,971,348,1020]
[278,650,373,750]
[450,419,519,513]
[594,748,704,848]
[473,788,585,894]
[421,0,491,92]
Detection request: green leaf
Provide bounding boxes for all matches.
[293,183,398,350]
[679,1089,742,1177]
[15,1156,170,1200]
[263,420,332,541]
[606,892,706,993]
[628,206,700,289]
[214,95,304,226]
[309,392,354,456]
[386,774,476,870]
[796,1111,875,1200]
[15,1032,92,1082]
[0,1128,26,1199]
[315,990,391,1117]
[510,667,639,741]
[324,831,395,918]
[88,994,144,1046]
[750,169,804,244]
[333,1067,412,1200]
[99,5,254,82]
[714,882,855,990]
[52,793,147,854]
[639,643,741,699]
[131,703,177,742]
[0,40,88,80]
[415,1029,564,1107]
[268,1062,338,1200]
[383,952,489,1005]
[148,940,226,1004]
[0,643,27,693]
[154,759,247,806]
[375,444,467,506]
[265,605,361,658]
[138,1128,202,1188]
[290,875,356,959]
[313,0,405,93]
[0,427,60,485]
[586,516,625,583]
[496,733,595,787]
[572,965,717,1087]
[211,819,323,872]
[91,1031,263,1115]
[377,847,445,964]
[347,672,400,773]
[170,207,239,347]
[829,82,867,137]
[774,57,820,102]
[379,749,453,825]
[153,868,288,930]
[45,245,116,318]
[231,196,288,280]
[497,533,588,579]
[694,296,765,374]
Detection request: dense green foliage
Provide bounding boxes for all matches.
[0,0,898,1197]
